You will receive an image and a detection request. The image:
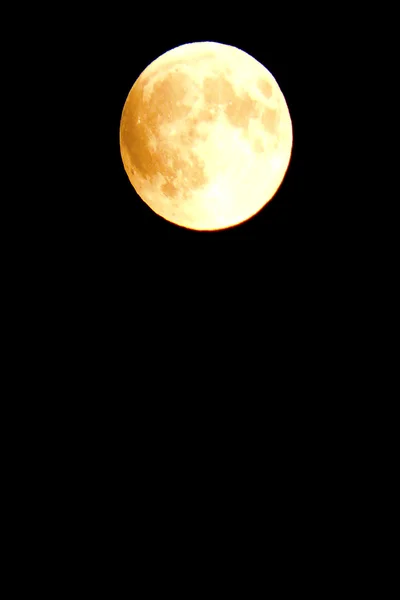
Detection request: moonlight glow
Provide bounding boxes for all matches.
[120,41,293,231]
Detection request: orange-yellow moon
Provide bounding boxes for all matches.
[120,41,293,231]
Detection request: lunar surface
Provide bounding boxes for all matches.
[120,41,293,230]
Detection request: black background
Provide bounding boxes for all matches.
[12,11,385,561]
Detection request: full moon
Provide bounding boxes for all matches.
[120,41,293,230]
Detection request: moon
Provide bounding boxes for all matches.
[120,41,293,231]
